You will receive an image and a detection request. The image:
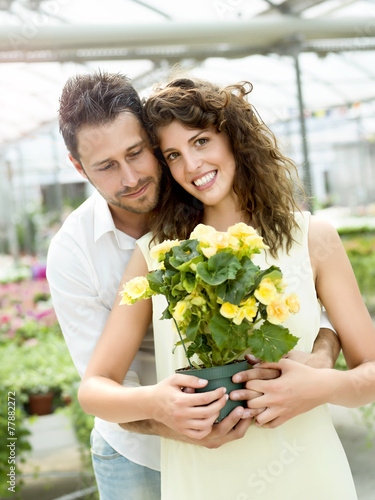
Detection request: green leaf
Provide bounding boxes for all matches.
[161,307,173,320]
[186,333,211,360]
[251,266,282,292]
[209,313,249,351]
[147,269,164,293]
[196,252,241,285]
[185,315,200,341]
[182,272,197,293]
[169,240,201,271]
[248,321,299,362]
[217,258,259,305]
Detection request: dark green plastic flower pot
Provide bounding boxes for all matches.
[177,359,248,422]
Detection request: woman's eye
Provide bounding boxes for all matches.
[167,152,179,161]
[196,138,208,146]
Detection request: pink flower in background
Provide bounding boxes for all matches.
[0,278,58,341]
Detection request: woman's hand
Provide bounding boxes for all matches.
[244,358,330,428]
[150,374,229,439]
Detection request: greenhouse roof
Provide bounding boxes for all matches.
[1,0,375,148]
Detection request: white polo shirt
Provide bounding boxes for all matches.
[46,191,160,471]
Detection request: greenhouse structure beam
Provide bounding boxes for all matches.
[1,16,373,64]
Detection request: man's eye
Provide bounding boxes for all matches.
[130,149,142,158]
[100,163,114,171]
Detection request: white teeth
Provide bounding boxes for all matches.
[193,171,216,187]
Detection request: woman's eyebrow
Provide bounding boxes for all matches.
[162,130,209,154]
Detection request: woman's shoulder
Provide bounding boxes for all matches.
[136,231,153,251]
[308,215,340,240]
[136,232,159,271]
[307,215,342,264]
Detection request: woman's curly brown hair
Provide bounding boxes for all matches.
[144,77,304,256]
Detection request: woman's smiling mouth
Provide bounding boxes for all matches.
[193,170,217,188]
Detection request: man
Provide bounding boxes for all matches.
[47,71,340,500]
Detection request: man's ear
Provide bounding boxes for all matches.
[69,155,88,180]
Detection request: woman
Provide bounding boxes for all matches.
[79,77,375,499]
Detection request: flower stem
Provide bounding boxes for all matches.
[172,316,194,369]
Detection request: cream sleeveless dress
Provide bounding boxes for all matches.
[137,212,358,500]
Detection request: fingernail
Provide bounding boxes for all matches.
[231,392,239,400]
[242,409,252,418]
[198,379,208,386]
[222,387,227,394]
[225,394,229,401]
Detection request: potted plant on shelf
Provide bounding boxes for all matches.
[120,223,300,421]
[1,324,79,416]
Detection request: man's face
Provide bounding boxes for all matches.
[74,112,161,215]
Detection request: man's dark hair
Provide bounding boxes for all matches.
[58,71,143,161]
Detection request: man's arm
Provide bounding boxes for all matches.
[285,326,341,368]
[119,405,252,449]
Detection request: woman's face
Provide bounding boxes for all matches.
[159,121,237,210]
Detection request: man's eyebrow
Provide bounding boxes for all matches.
[162,130,209,154]
[91,140,145,168]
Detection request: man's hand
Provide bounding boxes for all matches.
[185,406,253,449]
[228,327,341,426]
[120,405,253,449]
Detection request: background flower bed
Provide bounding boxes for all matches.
[0,270,94,498]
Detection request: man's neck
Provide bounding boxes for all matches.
[109,204,151,239]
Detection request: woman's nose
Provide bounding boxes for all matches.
[184,152,202,172]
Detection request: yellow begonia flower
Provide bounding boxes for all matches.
[119,291,132,305]
[274,278,288,293]
[173,300,189,322]
[241,297,258,321]
[285,292,300,314]
[186,292,206,306]
[119,277,150,304]
[201,245,218,258]
[254,278,278,305]
[220,302,239,319]
[233,307,246,325]
[227,222,258,239]
[194,228,231,258]
[243,234,268,251]
[150,239,181,260]
[124,276,150,299]
[190,224,216,241]
[266,298,290,325]
[228,223,268,252]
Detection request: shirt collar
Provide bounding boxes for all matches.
[93,192,135,250]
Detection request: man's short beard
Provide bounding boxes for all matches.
[108,190,160,214]
[98,180,161,215]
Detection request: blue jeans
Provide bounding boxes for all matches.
[90,428,161,500]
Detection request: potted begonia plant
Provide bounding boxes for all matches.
[120,223,300,420]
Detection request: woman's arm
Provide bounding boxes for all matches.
[78,246,229,439]
[244,217,375,426]
[309,217,375,406]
